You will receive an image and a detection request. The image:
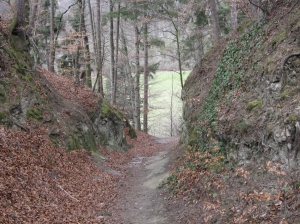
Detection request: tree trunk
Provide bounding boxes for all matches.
[49,0,55,72]
[109,0,115,104]
[134,25,141,131]
[94,0,103,95]
[87,0,96,52]
[175,25,184,89]
[112,3,121,105]
[28,0,39,69]
[121,27,134,117]
[80,0,92,87]
[230,0,238,30]
[28,0,38,37]
[15,0,27,39]
[209,0,221,44]
[143,22,149,133]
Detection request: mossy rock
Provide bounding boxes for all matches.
[67,126,97,151]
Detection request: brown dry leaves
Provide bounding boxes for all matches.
[38,67,98,112]
[0,125,118,223]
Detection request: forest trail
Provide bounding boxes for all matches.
[107,136,179,224]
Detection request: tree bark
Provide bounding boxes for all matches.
[208,0,221,44]
[87,0,96,52]
[230,0,238,30]
[49,0,55,72]
[112,2,121,105]
[109,0,115,104]
[143,22,149,133]
[15,0,27,39]
[121,27,134,116]
[134,25,141,131]
[95,0,103,95]
[80,0,92,87]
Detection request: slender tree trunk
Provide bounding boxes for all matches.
[87,0,96,52]
[79,0,92,87]
[209,0,221,44]
[230,0,238,30]
[170,73,174,136]
[74,0,84,84]
[28,0,39,68]
[112,2,121,105]
[175,26,184,89]
[95,0,103,95]
[49,0,55,72]
[109,0,115,104]
[28,0,38,36]
[15,0,27,39]
[121,27,134,116]
[134,25,141,131]
[143,22,149,133]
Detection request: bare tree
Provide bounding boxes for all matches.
[109,0,115,104]
[208,0,221,44]
[112,2,121,105]
[134,25,141,130]
[143,22,149,133]
[95,0,104,95]
[49,0,55,72]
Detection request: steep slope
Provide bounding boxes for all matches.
[0,20,133,151]
[182,1,300,169]
[168,2,300,223]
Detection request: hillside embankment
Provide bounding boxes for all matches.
[164,1,300,223]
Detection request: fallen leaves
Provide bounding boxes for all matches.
[38,67,98,112]
[0,125,119,223]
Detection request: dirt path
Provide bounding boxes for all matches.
[108,136,179,224]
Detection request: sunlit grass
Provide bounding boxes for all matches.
[147,71,190,137]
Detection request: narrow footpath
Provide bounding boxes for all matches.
[107,135,179,224]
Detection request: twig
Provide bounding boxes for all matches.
[101,193,117,208]
[57,184,80,202]
[248,0,269,16]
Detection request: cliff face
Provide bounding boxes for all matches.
[182,3,300,169]
[0,21,132,152]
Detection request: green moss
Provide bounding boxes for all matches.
[67,127,97,151]
[271,31,286,49]
[99,133,108,145]
[280,87,296,100]
[128,125,137,139]
[0,111,9,124]
[247,98,263,111]
[26,107,43,122]
[289,114,297,121]
[0,79,11,104]
[68,136,79,151]
[236,120,248,135]
[187,127,198,146]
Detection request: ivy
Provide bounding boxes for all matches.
[190,21,265,153]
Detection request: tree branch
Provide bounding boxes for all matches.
[248,0,268,15]
[282,53,300,69]
[55,1,79,41]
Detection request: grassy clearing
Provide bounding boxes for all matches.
[147,71,190,137]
